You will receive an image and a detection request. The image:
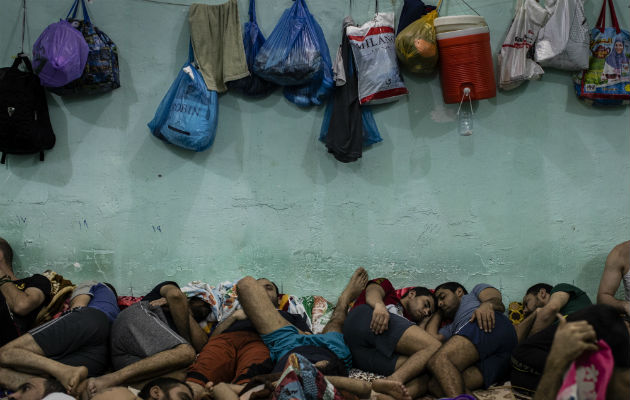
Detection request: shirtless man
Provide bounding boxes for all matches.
[597,241,630,316]
[236,268,414,400]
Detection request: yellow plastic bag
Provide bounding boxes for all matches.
[395,8,439,74]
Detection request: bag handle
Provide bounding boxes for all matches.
[10,53,33,73]
[68,0,91,23]
[66,0,79,19]
[80,0,92,24]
[595,0,621,33]
[248,0,256,23]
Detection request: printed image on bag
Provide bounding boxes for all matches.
[347,12,408,104]
[574,0,630,104]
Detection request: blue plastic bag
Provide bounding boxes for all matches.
[283,11,333,107]
[32,19,89,87]
[148,45,218,152]
[253,0,323,86]
[228,0,276,97]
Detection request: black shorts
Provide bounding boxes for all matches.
[455,312,517,388]
[342,304,414,375]
[30,307,111,376]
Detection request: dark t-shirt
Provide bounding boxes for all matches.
[143,281,180,332]
[0,274,52,346]
[223,310,312,335]
[551,283,592,316]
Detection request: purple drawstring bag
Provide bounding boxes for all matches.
[32,20,89,87]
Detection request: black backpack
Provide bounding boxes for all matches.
[0,53,55,164]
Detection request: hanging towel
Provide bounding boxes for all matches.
[189,0,250,93]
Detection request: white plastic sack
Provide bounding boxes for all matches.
[498,0,550,90]
[535,0,589,71]
[346,12,408,104]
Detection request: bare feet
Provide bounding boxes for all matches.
[86,374,119,399]
[57,365,88,395]
[372,379,411,400]
[342,267,369,301]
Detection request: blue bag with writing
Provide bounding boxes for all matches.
[573,0,630,105]
[148,44,218,151]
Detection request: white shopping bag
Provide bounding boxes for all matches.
[346,12,408,104]
[535,0,590,71]
[498,0,551,90]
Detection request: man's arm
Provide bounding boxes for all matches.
[470,287,505,332]
[532,315,598,400]
[188,313,209,351]
[365,282,389,334]
[0,282,45,316]
[210,309,247,338]
[425,309,445,342]
[160,284,192,343]
[529,291,570,336]
[597,243,630,315]
[515,308,538,343]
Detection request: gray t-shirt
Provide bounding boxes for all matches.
[439,283,492,340]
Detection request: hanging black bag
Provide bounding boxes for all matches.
[0,53,56,164]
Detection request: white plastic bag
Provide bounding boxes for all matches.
[498,0,550,90]
[535,0,589,71]
[346,12,408,104]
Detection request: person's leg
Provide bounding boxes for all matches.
[0,366,37,391]
[384,325,441,384]
[233,333,272,384]
[0,333,87,394]
[86,343,195,396]
[321,267,368,334]
[427,335,480,397]
[427,367,482,398]
[187,333,238,387]
[237,277,290,335]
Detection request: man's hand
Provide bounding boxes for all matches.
[370,303,390,334]
[470,301,495,332]
[549,314,598,363]
[150,297,168,308]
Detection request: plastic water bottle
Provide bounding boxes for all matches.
[458,109,473,136]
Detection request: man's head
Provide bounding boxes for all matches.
[257,278,280,308]
[0,237,14,272]
[434,282,468,319]
[522,283,553,316]
[400,287,436,323]
[138,377,193,400]
[8,377,65,400]
[188,297,212,323]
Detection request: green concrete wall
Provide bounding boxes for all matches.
[1,0,628,304]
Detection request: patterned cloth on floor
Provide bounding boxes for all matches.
[273,353,343,400]
[181,280,240,332]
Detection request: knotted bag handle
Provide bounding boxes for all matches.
[595,0,621,34]
[67,0,91,24]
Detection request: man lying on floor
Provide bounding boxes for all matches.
[86,281,211,398]
[0,281,119,396]
[186,278,311,400]
[342,277,441,398]
[426,282,516,398]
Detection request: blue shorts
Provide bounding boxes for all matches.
[456,312,517,388]
[261,325,352,370]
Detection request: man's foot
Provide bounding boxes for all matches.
[342,267,369,301]
[86,374,118,399]
[57,365,88,395]
[372,379,411,400]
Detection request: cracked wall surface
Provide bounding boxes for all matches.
[1,0,628,303]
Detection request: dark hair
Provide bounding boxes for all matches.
[435,282,468,295]
[0,237,13,268]
[402,286,436,303]
[43,378,66,396]
[138,377,192,400]
[257,278,280,297]
[189,297,212,322]
[103,282,118,298]
[525,283,553,296]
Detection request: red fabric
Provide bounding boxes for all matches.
[117,296,142,310]
[351,278,412,320]
[187,330,270,386]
